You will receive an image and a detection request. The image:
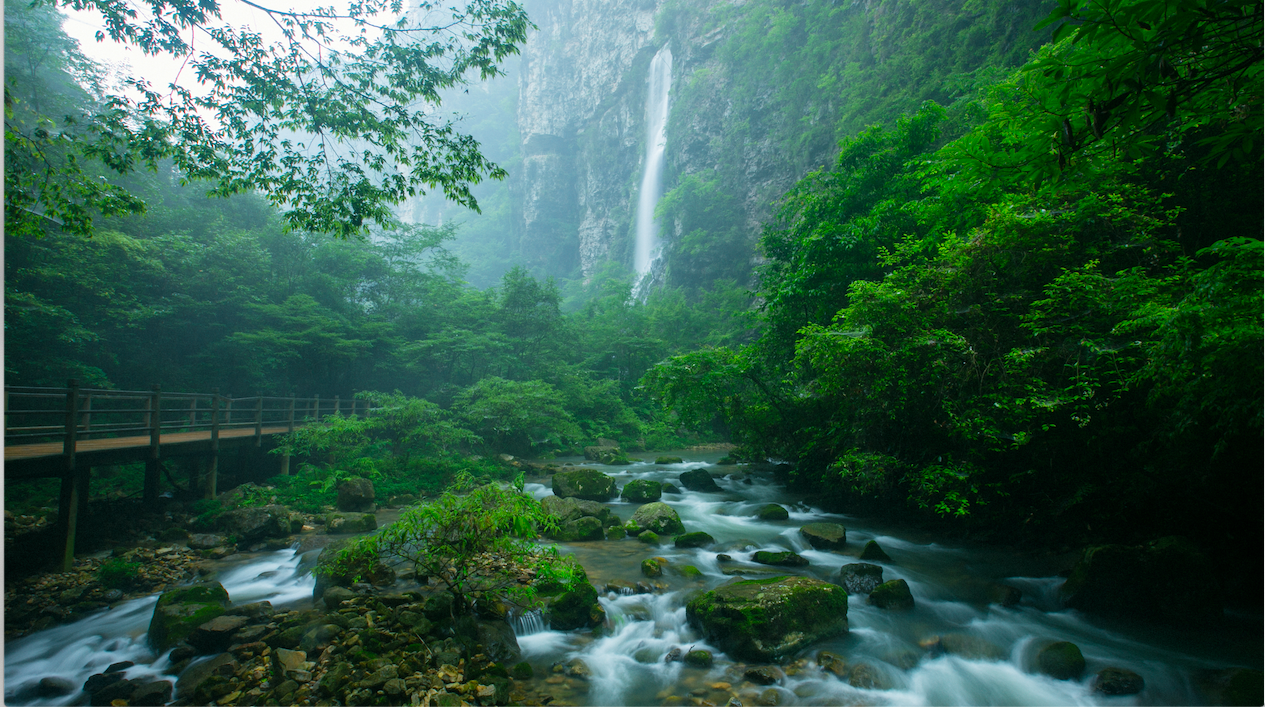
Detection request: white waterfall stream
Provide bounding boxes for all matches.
[3,454,1259,706]
[633,44,673,297]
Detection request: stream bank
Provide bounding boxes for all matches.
[5,450,1262,706]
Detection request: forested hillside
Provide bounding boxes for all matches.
[5,0,1261,557]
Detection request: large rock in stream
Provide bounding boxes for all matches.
[148,582,230,652]
[1059,536,1222,623]
[630,502,685,535]
[551,469,617,501]
[217,505,301,543]
[678,469,722,492]
[686,576,848,663]
[335,477,375,512]
[541,496,616,541]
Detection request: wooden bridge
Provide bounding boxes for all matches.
[5,381,365,571]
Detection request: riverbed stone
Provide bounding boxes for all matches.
[868,579,914,610]
[744,666,784,685]
[755,504,789,521]
[554,515,605,541]
[799,523,846,550]
[552,469,617,501]
[546,581,606,630]
[685,649,714,667]
[988,583,1022,607]
[751,550,809,567]
[325,512,377,533]
[656,456,684,464]
[584,446,630,465]
[148,582,231,652]
[1093,667,1145,695]
[217,505,301,543]
[675,531,716,548]
[923,633,1006,660]
[848,663,890,690]
[686,576,849,663]
[187,533,228,550]
[638,530,661,544]
[838,563,884,595]
[336,477,375,512]
[1059,535,1221,623]
[642,557,665,577]
[858,540,891,562]
[1037,641,1086,680]
[174,653,238,703]
[187,614,247,653]
[621,479,663,503]
[631,502,685,535]
[678,469,722,492]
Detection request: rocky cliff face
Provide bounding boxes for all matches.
[516,0,667,279]
[413,0,1053,286]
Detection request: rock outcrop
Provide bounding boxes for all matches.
[551,469,617,501]
[686,576,848,663]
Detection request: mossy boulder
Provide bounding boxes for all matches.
[217,505,301,543]
[148,582,230,652]
[1093,667,1144,695]
[859,540,891,562]
[324,513,377,534]
[541,496,617,526]
[655,456,684,464]
[620,479,663,503]
[684,649,713,667]
[661,483,680,494]
[1059,536,1221,623]
[546,582,606,630]
[868,579,914,610]
[1036,641,1086,680]
[554,516,604,541]
[755,504,789,521]
[678,469,722,492]
[685,576,849,663]
[641,558,665,577]
[838,563,884,595]
[630,502,685,535]
[799,523,846,550]
[583,446,630,465]
[638,530,660,544]
[312,539,396,600]
[605,526,627,540]
[751,550,809,567]
[551,469,617,501]
[674,531,716,549]
[335,477,375,512]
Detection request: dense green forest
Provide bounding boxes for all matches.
[5,0,1261,559]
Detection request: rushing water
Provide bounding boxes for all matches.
[3,548,317,705]
[4,451,1259,706]
[633,43,673,297]
[518,452,1261,706]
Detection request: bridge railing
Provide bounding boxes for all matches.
[4,382,370,449]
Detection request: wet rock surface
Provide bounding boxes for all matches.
[686,576,849,663]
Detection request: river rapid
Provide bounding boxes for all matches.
[5,450,1260,705]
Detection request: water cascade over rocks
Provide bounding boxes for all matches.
[633,44,673,298]
[4,452,1260,706]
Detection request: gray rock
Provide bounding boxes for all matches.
[678,469,721,492]
[755,504,789,521]
[687,576,848,663]
[187,614,247,653]
[620,479,663,503]
[859,540,891,562]
[218,505,300,543]
[799,523,846,550]
[336,477,375,512]
[630,502,684,535]
[868,579,914,610]
[36,677,76,697]
[552,469,617,501]
[1093,667,1144,695]
[839,563,884,595]
[187,533,227,550]
[325,513,377,533]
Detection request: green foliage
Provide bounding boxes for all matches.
[327,473,579,615]
[97,559,141,589]
[8,0,530,238]
[453,377,581,455]
[646,0,1262,546]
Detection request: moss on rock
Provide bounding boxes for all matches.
[1036,641,1085,680]
[631,502,684,535]
[685,576,848,663]
[867,579,914,610]
[620,480,663,503]
[149,582,231,652]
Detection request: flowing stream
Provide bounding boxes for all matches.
[633,43,673,297]
[4,450,1259,706]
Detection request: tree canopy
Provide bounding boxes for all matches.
[5,0,530,238]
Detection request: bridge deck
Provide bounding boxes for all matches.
[4,426,293,461]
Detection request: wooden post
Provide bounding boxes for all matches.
[287,397,296,433]
[81,394,92,434]
[60,380,82,571]
[334,395,340,417]
[144,385,162,509]
[207,389,220,499]
[254,394,263,446]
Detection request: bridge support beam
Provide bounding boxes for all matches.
[59,466,87,572]
[279,453,291,476]
[144,459,160,508]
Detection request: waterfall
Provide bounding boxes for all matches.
[633,44,673,297]
[510,608,548,636]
